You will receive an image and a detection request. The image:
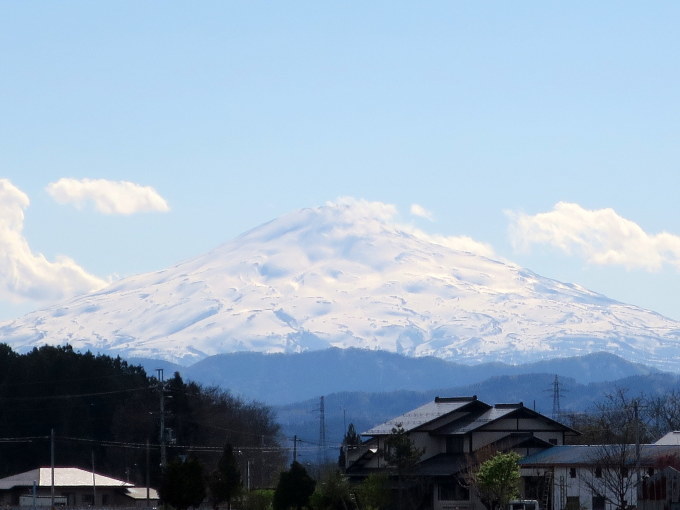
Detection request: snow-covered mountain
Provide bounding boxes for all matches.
[2,198,680,369]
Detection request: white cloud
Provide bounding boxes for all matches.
[326,197,398,224]
[507,201,680,271]
[0,179,107,304]
[46,178,170,215]
[410,203,434,221]
[423,233,496,258]
[325,197,496,258]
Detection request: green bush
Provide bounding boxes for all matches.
[240,490,275,510]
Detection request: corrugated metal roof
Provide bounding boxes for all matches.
[520,444,680,467]
[0,467,132,490]
[363,397,480,436]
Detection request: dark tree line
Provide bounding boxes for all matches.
[0,344,284,488]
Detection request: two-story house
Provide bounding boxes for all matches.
[344,396,578,510]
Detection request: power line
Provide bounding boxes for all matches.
[0,386,150,402]
[0,372,147,389]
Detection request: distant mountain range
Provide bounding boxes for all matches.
[125,347,677,458]
[275,368,680,461]
[266,350,680,453]
[1,198,680,371]
[128,348,659,404]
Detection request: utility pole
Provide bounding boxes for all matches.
[157,368,167,468]
[91,450,96,506]
[50,429,55,510]
[293,435,297,463]
[634,400,641,462]
[318,396,327,466]
[146,439,150,507]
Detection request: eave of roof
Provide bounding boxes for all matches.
[520,444,680,467]
[414,453,468,477]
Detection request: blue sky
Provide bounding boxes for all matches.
[1,2,680,321]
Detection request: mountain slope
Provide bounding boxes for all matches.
[1,198,680,368]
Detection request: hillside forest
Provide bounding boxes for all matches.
[0,344,284,487]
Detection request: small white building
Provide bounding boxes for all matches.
[519,444,680,510]
[0,467,159,508]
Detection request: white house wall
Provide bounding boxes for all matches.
[411,431,440,462]
[521,466,640,510]
[483,417,555,432]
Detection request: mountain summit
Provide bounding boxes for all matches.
[2,198,680,368]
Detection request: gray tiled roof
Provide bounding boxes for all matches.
[363,397,480,436]
[436,406,518,434]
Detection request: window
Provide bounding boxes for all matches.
[569,468,577,478]
[592,496,605,510]
[446,436,464,453]
[438,480,470,501]
[595,467,602,478]
[566,497,580,510]
[621,467,629,478]
[648,468,655,476]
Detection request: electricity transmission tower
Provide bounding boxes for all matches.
[552,375,563,420]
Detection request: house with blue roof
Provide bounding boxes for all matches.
[344,396,578,510]
[519,444,680,510]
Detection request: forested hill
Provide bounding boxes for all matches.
[0,344,283,487]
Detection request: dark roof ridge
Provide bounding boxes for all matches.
[435,396,478,403]
[495,402,524,408]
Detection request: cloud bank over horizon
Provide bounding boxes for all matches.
[508,202,680,272]
[46,178,170,215]
[0,179,107,304]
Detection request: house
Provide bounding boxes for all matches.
[519,444,680,510]
[344,396,578,510]
[655,432,680,446]
[0,467,159,508]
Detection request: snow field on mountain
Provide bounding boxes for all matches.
[1,198,680,368]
